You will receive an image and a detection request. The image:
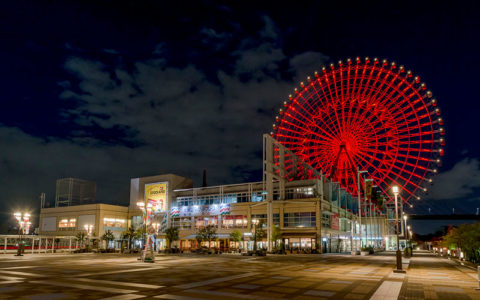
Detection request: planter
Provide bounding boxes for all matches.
[360,251,370,256]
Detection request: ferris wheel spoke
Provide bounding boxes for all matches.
[275,60,442,202]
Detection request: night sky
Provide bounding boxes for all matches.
[1,1,479,233]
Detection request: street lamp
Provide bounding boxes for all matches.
[14,212,31,256]
[252,219,259,252]
[392,186,405,273]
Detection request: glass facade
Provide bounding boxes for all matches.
[284,212,316,228]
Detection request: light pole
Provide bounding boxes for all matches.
[14,212,31,256]
[252,219,259,252]
[403,215,408,241]
[356,169,368,250]
[392,186,404,273]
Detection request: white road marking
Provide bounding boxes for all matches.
[76,266,165,277]
[174,272,258,289]
[370,280,402,300]
[75,278,164,289]
[101,294,146,300]
[0,275,24,281]
[155,295,203,300]
[31,280,138,294]
[0,280,22,284]
[0,270,44,277]
[0,266,35,270]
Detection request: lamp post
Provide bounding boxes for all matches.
[252,219,259,252]
[14,212,31,256]
[392,186,404,273]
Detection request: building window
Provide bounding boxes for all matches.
[322,213,331,228]
[103,218,126,229]
[284,212,316,228]
[222,215,247,228]
[194,216,217,229]
[172,217,192,229]
[58,218,76,230]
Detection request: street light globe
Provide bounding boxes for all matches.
[392,186,399,195]
[252,219,259,225]
[403,215,407,221]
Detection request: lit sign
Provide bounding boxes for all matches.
[171,204,230,217]
[145,182,168,213]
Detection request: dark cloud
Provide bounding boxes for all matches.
[0,17,328,231]
[428,158,480,201]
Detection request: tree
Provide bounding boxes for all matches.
[101,230,115,249]
[165,227,179,248]
[229,230,242,249]
[75,232,86,248]
[197,225,217,248]
[122,226,137,249]
[270,225,282,249]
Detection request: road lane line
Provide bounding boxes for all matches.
[30,280,138,294]
[370,280,402,300]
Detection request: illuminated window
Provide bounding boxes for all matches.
[59,218,76,230]
[103,218,126,228]
[222,215,247,228]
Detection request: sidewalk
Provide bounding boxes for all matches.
[399,253,479,299]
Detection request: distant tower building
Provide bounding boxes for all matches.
[55,178,96,207]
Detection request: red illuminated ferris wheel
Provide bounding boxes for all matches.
[273,57,444,203]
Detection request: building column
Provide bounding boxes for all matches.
[52,238,55,253]
[4,237,6,254]
[32,237,34,254]
[315,199,322,253]
[69,238,72,253]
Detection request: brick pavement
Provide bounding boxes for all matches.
[0,252,477,299]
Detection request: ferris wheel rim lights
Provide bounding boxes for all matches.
[272,57,444,203]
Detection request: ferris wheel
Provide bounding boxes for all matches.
[273,57,444,203]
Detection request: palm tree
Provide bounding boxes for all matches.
[165,227,179,248]
[122,226,136,249]
[101,230,116,250]
[75,232,86,248]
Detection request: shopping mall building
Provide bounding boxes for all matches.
[39,135,387,252]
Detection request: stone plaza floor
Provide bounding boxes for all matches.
[0,251,478,299]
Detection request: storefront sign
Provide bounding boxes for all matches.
[331,213,339,230]
[145,182,168,213]
[171,204,230,217]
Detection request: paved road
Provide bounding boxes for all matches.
[0,251,477,299]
